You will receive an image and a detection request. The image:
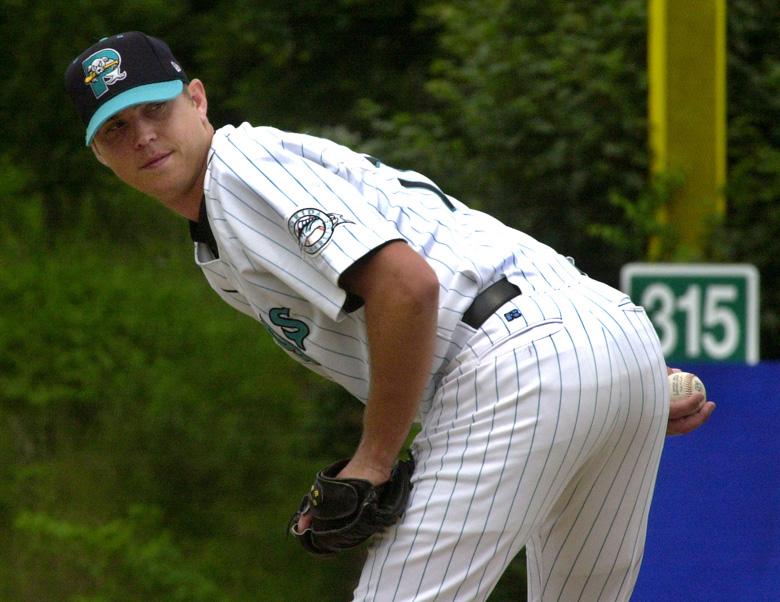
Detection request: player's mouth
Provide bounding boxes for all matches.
[141,152,173,170]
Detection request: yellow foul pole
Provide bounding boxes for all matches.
[648,0,727,259]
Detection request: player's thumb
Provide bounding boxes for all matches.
[296,509,313,532]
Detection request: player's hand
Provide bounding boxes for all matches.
[295,508,313,533]
[665,367,716,436]
[291,459,391,535]
[667,394,715,436]
[289,456,414,556]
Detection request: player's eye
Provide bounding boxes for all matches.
[146,102,168,117]
[103,120,126,135]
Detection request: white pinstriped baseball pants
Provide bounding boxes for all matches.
[352,278,669,602]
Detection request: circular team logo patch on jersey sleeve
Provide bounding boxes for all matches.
[288,209,353,256]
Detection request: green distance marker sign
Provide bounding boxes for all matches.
[621,263,760,365]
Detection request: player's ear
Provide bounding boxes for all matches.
[90,141,109,166]
[187,79,208,120]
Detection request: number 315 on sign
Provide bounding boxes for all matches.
[620,264,759,365]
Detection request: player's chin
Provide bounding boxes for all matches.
[132,171,185,199]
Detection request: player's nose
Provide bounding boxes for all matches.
[133,118,158,148]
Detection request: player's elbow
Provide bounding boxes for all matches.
[378,250,439,321]
[390,246,439,312]
[412,263,440,314]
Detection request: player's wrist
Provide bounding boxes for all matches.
[340,451,396,485]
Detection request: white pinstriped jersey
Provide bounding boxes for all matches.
[192,123,669,601]
[193,123,584,409]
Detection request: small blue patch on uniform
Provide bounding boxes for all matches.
[504,309,522,322]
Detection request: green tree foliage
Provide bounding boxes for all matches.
[363,0,650,287]
[721,0,780,358]
[185,0,438,132]
[14,507,223,602]
[363,0,780,357]
[0,239,365,601]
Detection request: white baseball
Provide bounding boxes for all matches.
[668,372,707,414]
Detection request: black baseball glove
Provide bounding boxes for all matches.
[289,454,415,557]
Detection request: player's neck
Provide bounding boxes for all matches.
[173,186,205,222]
[159,151,210,222]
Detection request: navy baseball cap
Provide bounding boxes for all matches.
[65,32,189,145]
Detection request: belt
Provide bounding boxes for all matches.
[462,277,522,329]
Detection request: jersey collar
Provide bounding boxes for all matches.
[189,198,220,259]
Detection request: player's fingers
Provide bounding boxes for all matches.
[666,401,716,436]
[293,509,313,534]
[668,393,705,420]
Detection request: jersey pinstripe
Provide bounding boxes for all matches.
[195,123,585,409]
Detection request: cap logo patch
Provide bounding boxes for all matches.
[82,48,127,98]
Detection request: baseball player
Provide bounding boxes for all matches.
[65,32,714,601]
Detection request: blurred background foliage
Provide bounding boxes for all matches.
[0,0,777,600]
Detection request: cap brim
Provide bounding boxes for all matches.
[85,80,184,145]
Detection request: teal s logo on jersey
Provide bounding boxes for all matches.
[261,308,320,365]
[82,48,127,98]
[288,209,353,256]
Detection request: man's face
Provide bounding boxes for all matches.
[91,80,213,215]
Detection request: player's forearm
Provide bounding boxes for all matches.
[337,242,439,484]
[352,283,438,479]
